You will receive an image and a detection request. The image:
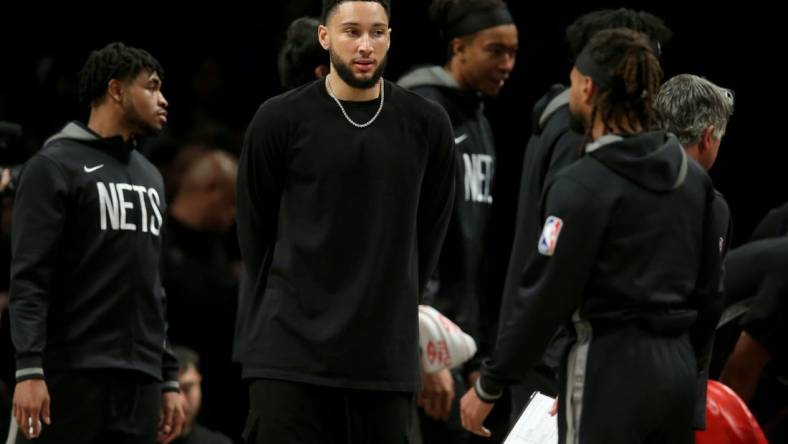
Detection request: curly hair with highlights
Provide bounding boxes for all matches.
[583,28,663,138]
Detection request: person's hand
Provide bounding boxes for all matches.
[158,391,186,443]
[460,387,493,437]
[13,379,51,439]
[418,368,455,421]
[549,396,559,416]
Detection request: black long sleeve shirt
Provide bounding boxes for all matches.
[234,79,456,391]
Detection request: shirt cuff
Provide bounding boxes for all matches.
[475,376,503,403]
[16,367,45,383]
[162,380,181,393]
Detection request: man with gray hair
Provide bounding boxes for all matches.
[655,73,735,170]
[655,73,735,431]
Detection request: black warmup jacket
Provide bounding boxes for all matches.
[504,86,581,321]
[481,132,728,404]
[398,66,495,370]
[9,121,178,386]
[234,79,456,392]
[502,85,583,376]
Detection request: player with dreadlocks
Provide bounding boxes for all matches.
[461,28,727,444]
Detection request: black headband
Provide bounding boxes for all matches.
[574,44,613,90]
[445,7,514,39]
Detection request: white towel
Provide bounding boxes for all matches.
[418,305,477,374]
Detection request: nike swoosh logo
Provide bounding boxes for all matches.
[454,134,468,144]
[83,164,104,173]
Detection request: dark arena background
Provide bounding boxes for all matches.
[1,1,783,247]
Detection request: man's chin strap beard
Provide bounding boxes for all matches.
[330,50,388,90]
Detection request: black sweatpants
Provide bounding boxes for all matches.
[244,379,414,444]
[557,323,697,444]
[15,369,161,444]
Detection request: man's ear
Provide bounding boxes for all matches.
[450,37,467,61]
[699,125,716,154]
[107,79,123,103]
[582,76,596,106]
[318,25,330,50]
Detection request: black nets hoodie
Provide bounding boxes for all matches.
[398,66,495,371]
[480,132,727,410]
[9,121,178,387]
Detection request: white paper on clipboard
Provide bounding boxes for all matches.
[503,391,558,444]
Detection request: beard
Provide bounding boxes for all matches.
[329,48,387,90]
[568,106,588,135]
[123,100,161,137]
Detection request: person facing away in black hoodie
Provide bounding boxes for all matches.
[397,1,517,442]
[505,8,674,422]
[460,29,728,444]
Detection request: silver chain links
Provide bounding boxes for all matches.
[325,76,385,128]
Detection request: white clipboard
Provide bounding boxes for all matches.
[503,391,558,444]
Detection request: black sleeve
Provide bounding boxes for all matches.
[236,102,288,286]
[740,273,788,358]
[9,154,68,381]
[479,177,605,397]
[750,203,788,241]
[688,192,729,429]
[416,106,456,294]
[544,128,583,187]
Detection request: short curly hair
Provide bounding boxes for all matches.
[78,42,164,106]
[566,8,672,62]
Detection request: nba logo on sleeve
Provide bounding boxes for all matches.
[538,216,563,256]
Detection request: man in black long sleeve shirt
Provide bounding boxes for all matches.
[9,42,184,444]
[234,2,456,443]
